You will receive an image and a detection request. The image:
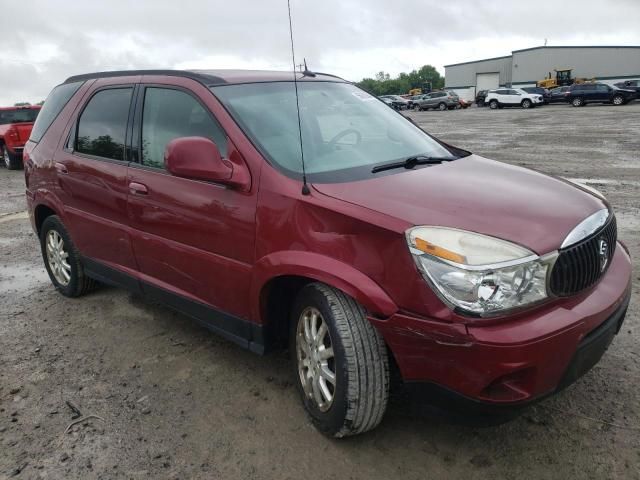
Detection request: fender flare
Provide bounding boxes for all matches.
[250,251,398,322]
[31,191,67,232]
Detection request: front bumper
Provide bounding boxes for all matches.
[372,243,632,406]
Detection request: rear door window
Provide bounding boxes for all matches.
[140,87,227,169]
[76,88,133,161]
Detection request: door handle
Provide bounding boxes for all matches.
[128,182,148,195]
[54,162,68,174]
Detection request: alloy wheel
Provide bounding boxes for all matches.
[45,230,71,286]
[2,147,9,168]
[613,96,623,105]
[296,306,336,412]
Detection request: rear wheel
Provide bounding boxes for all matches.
[521,99,532,109]
[572,97,584,107]
[612,95,624,105]
[40,215,96,297]
[291,283,389,437]
[438,102,447,111]
[489,100,499,109]
[2,145,22,170]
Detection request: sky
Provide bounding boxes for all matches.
[1,0,640,105]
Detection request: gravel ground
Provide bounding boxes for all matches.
[1,102,639,479]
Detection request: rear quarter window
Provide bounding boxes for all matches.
[30,81,84,143]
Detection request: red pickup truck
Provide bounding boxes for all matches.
[0,105,41,169]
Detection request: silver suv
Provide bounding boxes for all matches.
[414,91,459,111]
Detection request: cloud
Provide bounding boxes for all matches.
[1,0,639,104]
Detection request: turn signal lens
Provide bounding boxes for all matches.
[415,237,466,264]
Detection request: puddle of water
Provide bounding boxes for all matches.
[566,177,640,187]
[0,263,50,292]
[0,211,29,223]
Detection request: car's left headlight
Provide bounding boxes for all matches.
[406,227,555,316]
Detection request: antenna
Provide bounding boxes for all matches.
[287,0,311,195]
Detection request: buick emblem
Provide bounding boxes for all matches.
[598,238,609,272]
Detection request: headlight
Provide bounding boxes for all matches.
[406,227,554,316]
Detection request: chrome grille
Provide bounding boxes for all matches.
[550,215,617,297]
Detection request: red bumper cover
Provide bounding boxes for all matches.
[373,244,632,404]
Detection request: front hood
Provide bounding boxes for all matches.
[313,155,607,254]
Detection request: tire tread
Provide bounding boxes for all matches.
[311,283,389,437]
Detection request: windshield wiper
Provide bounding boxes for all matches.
[371,155,454,173]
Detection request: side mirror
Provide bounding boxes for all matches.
[165,136,250,190]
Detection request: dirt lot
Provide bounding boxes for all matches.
[1,102,639,479]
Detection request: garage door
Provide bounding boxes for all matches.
[476,72,500,92]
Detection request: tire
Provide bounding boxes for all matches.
[2,145,22,170]
[489,100,499,109]
[521,99,532,109]
[290,283,389,438]
[612,95,624,106]
[572,97,584,107]
[438,102,447,111]
[40,215,96,297]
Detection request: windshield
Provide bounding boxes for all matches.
[0,108,39,125]
[212,82,458,182]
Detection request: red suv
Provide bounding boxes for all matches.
[24,70,632,437]
[0,105,40,169]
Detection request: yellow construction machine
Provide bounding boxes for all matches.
[537,69,596,89]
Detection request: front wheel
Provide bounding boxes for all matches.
[291,283,389,437]
[572,97,584,107]
[40,215,96,297]
[2,145,22,170]
[438,102,447,111]
[489,100,499,109]
[612,95,624,105]
[521,99,532,109]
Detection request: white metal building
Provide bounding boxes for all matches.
[444,46,640,101]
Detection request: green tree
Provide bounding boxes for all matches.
[356,65,444,95]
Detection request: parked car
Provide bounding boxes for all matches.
[475,90,488,107]
[0,105,40,169]
[407,94,428,110]
[522,87,551,104]
[379,95,408,110]
[548,86,571,104]
[379,97,396,109]
[566,83,637,107]
[457,98,473,109]
[613,79,639,95]
[25,69,631,438]
[485,88,544,109]
[414,91,459,111]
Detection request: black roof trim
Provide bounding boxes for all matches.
[64,69,226,85]
[444,55,512,68]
